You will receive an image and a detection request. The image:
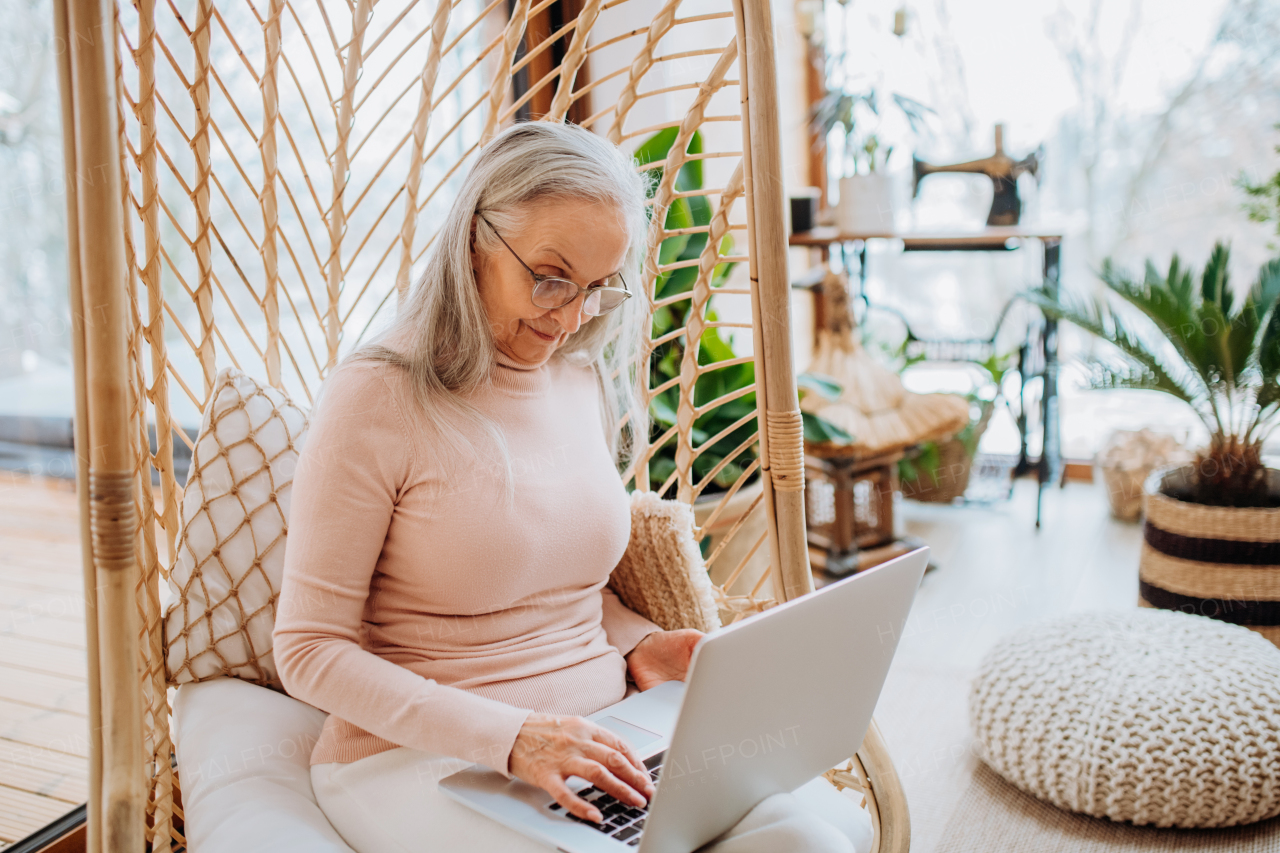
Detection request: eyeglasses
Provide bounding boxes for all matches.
[476,212,631,317]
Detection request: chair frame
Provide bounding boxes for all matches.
[52,0,909,850]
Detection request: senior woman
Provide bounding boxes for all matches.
[273,122,872,853]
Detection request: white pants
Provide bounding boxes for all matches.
[312,747,874,853]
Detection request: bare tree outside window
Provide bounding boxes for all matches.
[816,0,1280,458]
[0,0,71,404]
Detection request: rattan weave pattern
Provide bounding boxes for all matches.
[1145,480,1280,543]
[1138,544,1280,603]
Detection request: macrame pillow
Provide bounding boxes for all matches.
[609,489,721,634]
[970,609,1280,828]
[164,368,309,689]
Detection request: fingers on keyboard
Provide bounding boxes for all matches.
[549,783,650,844]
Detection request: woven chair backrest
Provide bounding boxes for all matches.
[98,0,808,847]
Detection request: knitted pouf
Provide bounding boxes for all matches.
[970,609,1280,828]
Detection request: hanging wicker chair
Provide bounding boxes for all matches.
[53,0,909,850]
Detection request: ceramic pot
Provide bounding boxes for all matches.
[837,174,895,233]
[1141,464,1280,647]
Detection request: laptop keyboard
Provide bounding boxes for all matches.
[546,763,661,846]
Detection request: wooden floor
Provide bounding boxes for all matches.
[879,477,1280,852]
[0,473,87,849]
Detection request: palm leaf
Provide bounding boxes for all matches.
[1158,256,1193,309]
[1227,297,1259,385]
[890,93,934,135]
[1258,378,1280,411]
[1035,242,1280,503]
[1084,362,1183,395]
[1201,241,1231,315]
[802,411,854,445]
[1100,258,1214,386]
[797,371,844,401]
[1254,257,1280,312]
[1025,285,1204,407]
[1194,299,1234,387]
[1254,259,1280,381]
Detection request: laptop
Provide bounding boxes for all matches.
[440,546,929,853]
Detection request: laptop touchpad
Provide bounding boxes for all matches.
[594,716,662,750]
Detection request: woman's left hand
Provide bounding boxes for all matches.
[624,629,704,691]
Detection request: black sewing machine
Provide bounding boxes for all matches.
[912,124,1041,226]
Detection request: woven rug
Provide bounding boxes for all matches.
[874,658,1280,853]
[935,764,1280,852]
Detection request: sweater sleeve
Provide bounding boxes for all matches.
[600,587,663,658]
[272,362,532,778]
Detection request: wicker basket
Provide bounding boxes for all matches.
[1098,429,1193,522]
[900,438,972,503]
[1141,465,1280,647]
[899,399,994,504]
[1103,465,1149,522]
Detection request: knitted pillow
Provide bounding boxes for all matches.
[164,368,309,689]
[970,609,1280,828]
[608,489,721,634]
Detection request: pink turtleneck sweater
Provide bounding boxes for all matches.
[272,345,661,777]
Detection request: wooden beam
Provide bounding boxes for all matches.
[803,19,827,205]
[63,0,146,848]
[515,0,593,123]
[50,2,100,852]
[735,0,814,604]
[524,2,555,117]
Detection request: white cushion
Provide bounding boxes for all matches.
[971,609,1280,828]
[164,368,309,688]
[173,677,354,852]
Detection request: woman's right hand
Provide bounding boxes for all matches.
[508,713,656,823]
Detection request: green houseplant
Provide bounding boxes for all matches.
[897,352,1014,503]
[809,88,931,177]
[1027,243,1280,645]
[637,128,849,497]
[809,87,931,233]
[635,129,850,598]
[636,127,751,496]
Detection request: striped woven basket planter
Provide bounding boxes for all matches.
[1141,465,1280,647]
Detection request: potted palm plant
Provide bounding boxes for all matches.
[1028,243,1280,646]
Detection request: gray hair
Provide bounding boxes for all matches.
[347,121,652,499]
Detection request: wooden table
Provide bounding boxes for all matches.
[791,225,1061,250]
[790,226,1064,527]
